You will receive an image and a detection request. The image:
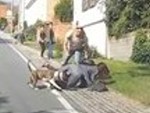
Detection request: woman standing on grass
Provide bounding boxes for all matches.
[36,24,46,57]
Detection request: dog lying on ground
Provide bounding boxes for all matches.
[50,60,111,92]
[27,60,57,89]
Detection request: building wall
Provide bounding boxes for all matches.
[109,34,135,61]
[19,0,60,25]
[18,0,25,28]
[73,0,109,57]
[25,0,47,26]
[0,4,8,18]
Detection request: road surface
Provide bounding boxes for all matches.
[0,37,74,113]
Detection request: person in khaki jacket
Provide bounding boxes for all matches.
[62,25,88,65]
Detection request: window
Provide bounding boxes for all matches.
[82,0,99,12]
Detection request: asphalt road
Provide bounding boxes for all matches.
[0,38,70,113]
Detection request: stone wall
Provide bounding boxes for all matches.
[109,33,135,61]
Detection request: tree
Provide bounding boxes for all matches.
[54,0,73,22]
[106,0,150,38]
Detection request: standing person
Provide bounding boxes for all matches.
[62,26,88,65]
[44,22,55,59]
[36,25,46,57]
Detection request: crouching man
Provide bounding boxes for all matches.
[49,62,110,91]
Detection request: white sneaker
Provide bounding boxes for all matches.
[34,87,39,90]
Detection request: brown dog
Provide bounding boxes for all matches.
[27,60,57,88]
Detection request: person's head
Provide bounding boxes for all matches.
[45,21,53,29]
[75,27,84,37]
[38,24,44,31]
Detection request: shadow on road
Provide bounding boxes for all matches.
[0,93,13,113]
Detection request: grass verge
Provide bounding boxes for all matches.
[95,58,150,106]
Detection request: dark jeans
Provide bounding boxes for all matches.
[39,42,46,57]
[63,50,83,65]
[46,42,54,59]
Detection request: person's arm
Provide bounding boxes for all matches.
[36,29,41,43]
[64,30,73,52]
[64,36,69,52]
[59,65,70,73]
[82,35,88,48]
[49,29,55,44]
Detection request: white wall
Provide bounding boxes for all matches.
[18,0,25,28]
[24,0,47,26]
[73,0,109,57]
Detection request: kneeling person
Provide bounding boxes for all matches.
[50,62,110,91]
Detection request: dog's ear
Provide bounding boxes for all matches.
[42,63,49,67]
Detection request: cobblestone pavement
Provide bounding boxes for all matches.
[1,31,150,113]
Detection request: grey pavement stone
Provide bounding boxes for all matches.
[0,31,150,113]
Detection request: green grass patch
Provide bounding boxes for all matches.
[95,58,150,105]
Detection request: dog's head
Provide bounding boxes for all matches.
[42,63,57,71]
[96,62,110,80]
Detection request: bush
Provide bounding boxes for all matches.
[25,25,36,41]
[106,0,150,38]
[131,30,150,64]
[25,20,43,41]
[53,41,63,58]
[54,0,73,22]
[0,18,7,30]
[88,46,105,59]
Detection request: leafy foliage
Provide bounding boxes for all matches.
[131,30,150,64]
[0,18,7,30]
[25,20,43,41]
[54,0,73,22]
[106,0,150,38]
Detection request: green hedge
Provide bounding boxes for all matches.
[54,0,73,22]
[106,0,150,38]
[0,18,7,29]
[131,30,150,64]
[25,20,43,41]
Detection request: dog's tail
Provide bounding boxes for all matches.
[27,60,36,73]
